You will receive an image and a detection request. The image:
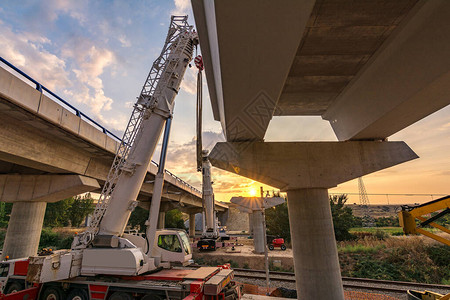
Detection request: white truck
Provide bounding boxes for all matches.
[0,16,241,300]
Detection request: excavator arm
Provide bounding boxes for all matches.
[399,195,450,246]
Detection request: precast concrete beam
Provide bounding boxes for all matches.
[0,175,100,203]
[209,141,418,190]
[323,0,450,140]
[192,0,316,140]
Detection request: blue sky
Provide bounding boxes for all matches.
[0,0,448,204]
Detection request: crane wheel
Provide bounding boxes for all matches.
[5,281,24,294]
[42,286,64,300]
[67,288,89,300]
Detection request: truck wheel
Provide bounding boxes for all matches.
[109,292,133,300]
[67,288,89,300]
[5,281,24,294]
[268,244,274,251]
[280,244,286,251]
[142,294,163,300]
[42,286,64,300]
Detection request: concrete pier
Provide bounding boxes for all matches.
[248,212,254,236]
[158,211,165,229]
[2,202,47,259]
[0,174,100,260]
[210,141,418,299]
[189,213,196,238]
[252,211,265,254]
[287,188,344,299]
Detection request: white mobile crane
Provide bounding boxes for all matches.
[0,16,241,300]
[193,57,228,251]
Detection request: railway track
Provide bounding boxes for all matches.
[231,268,450,296]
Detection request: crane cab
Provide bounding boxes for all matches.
[123,229,193,267]
[153,229,192,266]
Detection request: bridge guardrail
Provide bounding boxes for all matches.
[0,57,201,195]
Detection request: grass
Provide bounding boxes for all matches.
[339,243,386,254]
[338,235,450,284]
[350,227,404,235]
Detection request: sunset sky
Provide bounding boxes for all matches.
[0,0,448,205]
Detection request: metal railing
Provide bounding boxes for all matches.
[0,56,201,195]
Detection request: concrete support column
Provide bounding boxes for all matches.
[252,210,265,254]
[189,213,196,238]
[287,188,344,300]
[248,212,254,236]
[157,211,165,229]
[1,202,47,260]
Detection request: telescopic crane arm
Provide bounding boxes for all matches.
[195,55,218,239]
[72,16,197,249]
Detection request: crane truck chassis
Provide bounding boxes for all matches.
[0,257,241,300]
[0,15,242,300]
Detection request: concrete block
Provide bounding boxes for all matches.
[78,119,107,149]
[37,94,63,124]
[0,67,40,112]
[60,108,81,135]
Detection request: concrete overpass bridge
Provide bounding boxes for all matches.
[0,58,227,259]
[192,0,450,298]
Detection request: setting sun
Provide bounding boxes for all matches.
[249,188,257,197]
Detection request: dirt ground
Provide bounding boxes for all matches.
[193,238,294,271]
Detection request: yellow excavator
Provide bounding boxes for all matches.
[398,195,450,300]
[399,195,449,246]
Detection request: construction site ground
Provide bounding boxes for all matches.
[193,237,294,271]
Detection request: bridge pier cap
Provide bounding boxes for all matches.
[209,141,417,191]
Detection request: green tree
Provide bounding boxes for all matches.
[127,208,186,231]
[44,198,73,227]
[128,206,149,232]
[165,209,186,229]
[330,194,356,241]
[67,193,95,227]
[265,202,290,241]
[0,203,13,228]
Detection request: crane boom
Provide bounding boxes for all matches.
[73,16,196,248]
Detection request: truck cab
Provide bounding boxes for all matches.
[123,229,193,267]
[153,229,192,266]
[0,258,28,295]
